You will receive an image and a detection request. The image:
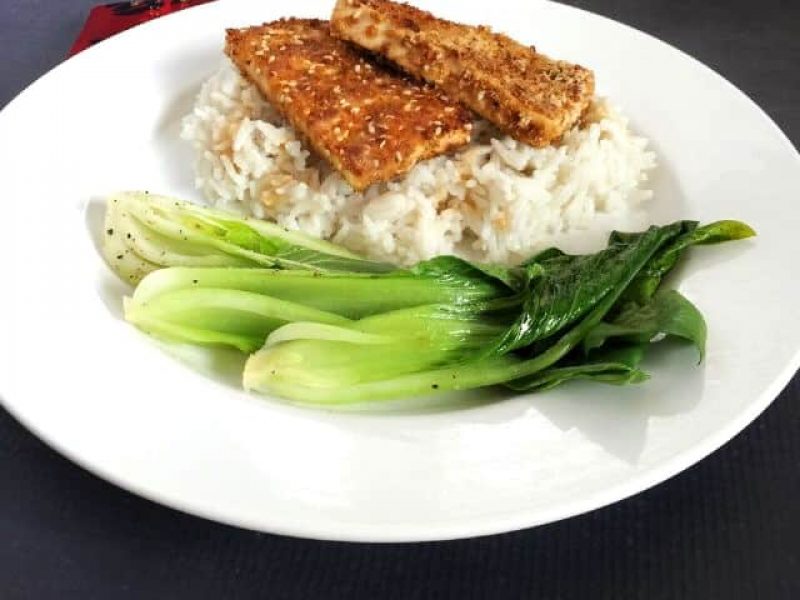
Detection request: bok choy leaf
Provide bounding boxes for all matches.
[583,290,707,360]
[619,220,755,305]
[486,222,687,356]
[505,345,649,392]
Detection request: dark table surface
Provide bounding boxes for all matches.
[2,1,799,598]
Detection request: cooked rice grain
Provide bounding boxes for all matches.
[181,61,655,265]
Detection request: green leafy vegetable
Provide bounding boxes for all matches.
[241,221,753,404]
[125,289,352,353]
[487,223,686,356]
[410,255,524,293]
[240,227,683,404]
[125,264,510,350]
[583,290,707,360]
[103,192,394,284]
[106,192,755,406]
[620,220,756,305]
[133,266,505,312]
[243,304,507,401]
[505,346,649,392]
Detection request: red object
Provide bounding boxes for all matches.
[69,0,217,56]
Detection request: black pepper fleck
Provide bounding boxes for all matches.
[106,228,114,236]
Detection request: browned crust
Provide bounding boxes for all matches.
[331,0,595,147]
[225,18,473,191]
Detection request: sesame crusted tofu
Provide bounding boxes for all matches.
[225,19,473,191]
[331,0,595,147]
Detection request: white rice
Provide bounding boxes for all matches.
[181,61,656,265]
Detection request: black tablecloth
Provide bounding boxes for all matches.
[2,1,799,598]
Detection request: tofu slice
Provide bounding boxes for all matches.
[225,19,473,191]
[331,0,595,147]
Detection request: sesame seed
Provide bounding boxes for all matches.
[395,152,402,162]
[435,127,442,136]
[367,122,376,134]
[477,91,485,101]
[268,55,276,63]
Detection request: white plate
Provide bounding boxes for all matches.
[1,0,799,542]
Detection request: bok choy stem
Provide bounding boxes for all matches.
[103,191,394,284]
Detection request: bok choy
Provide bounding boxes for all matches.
[104,192,755,406]
[103,191,394,284]
[124,265,510,352]
[242,221,754,404]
